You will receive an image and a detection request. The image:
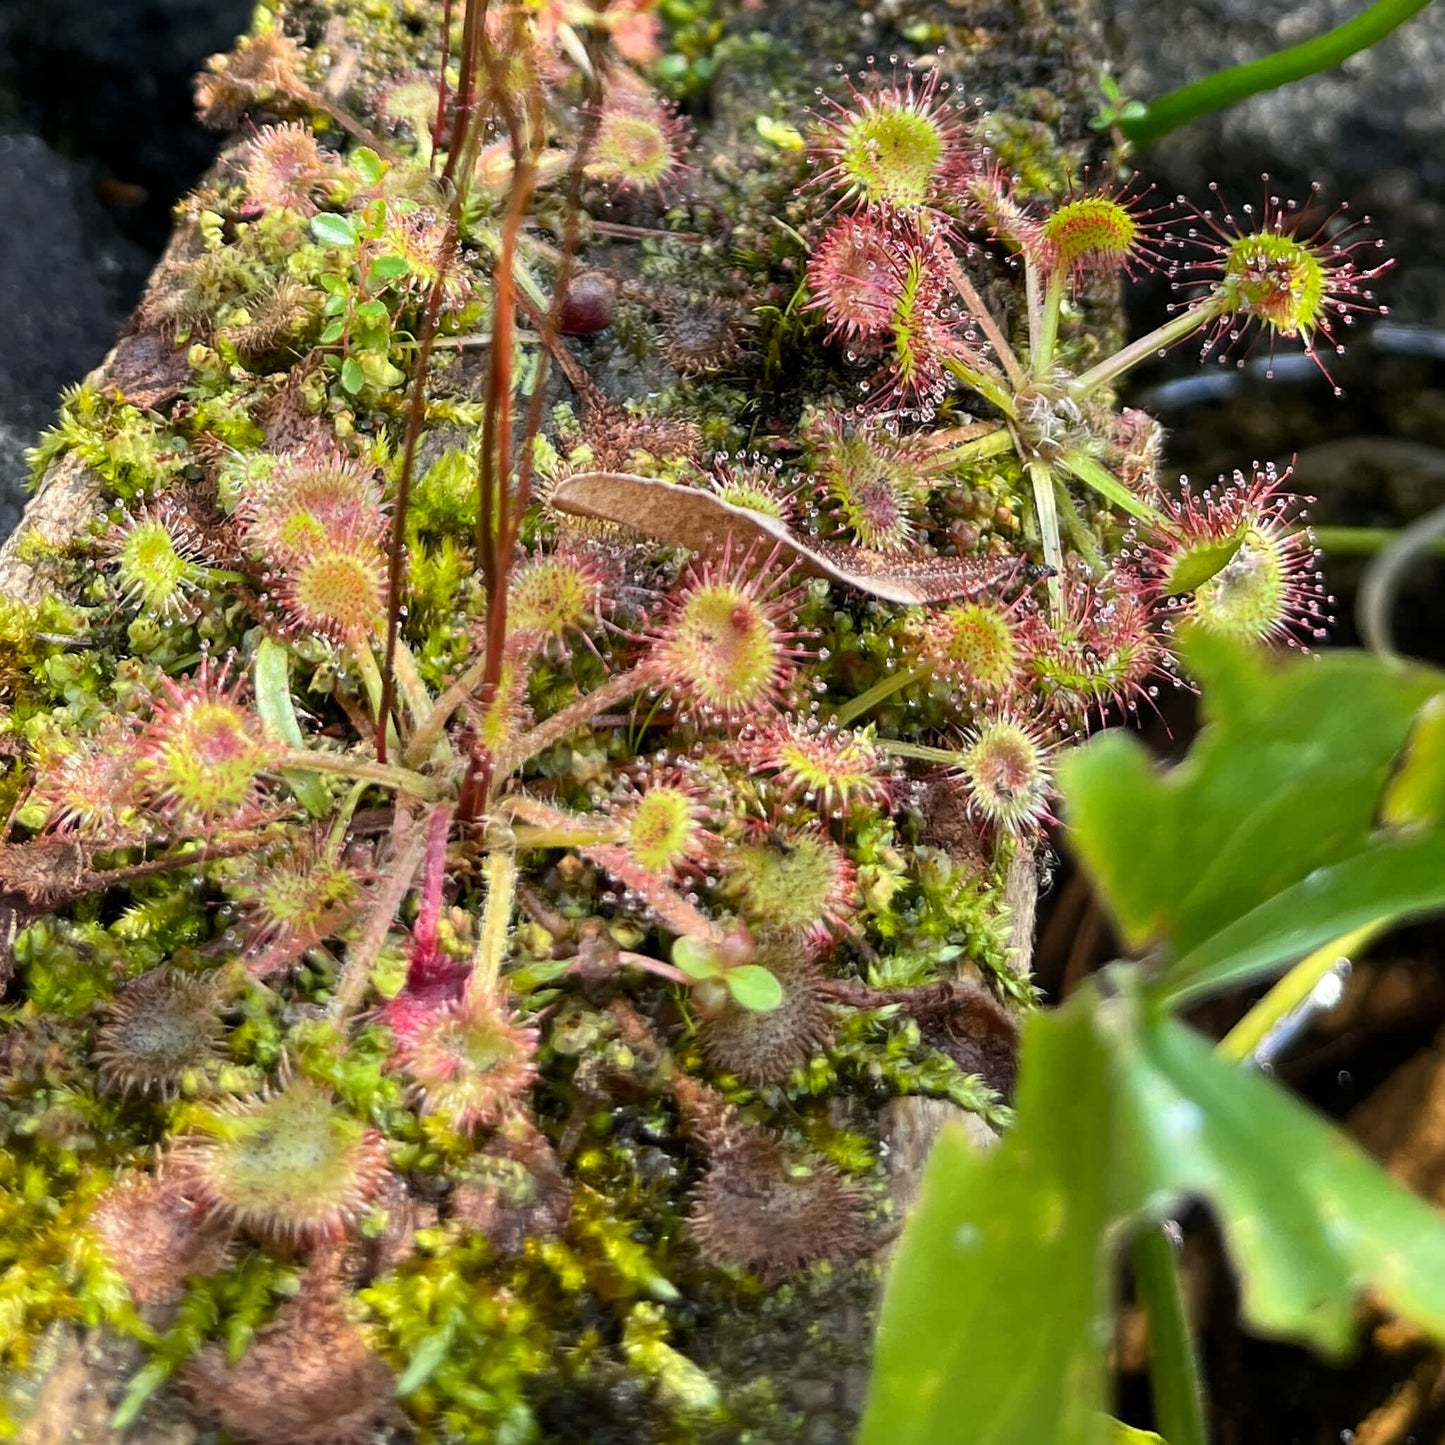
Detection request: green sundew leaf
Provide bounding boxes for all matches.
[310,211,359,248]
[723,963,783,1012]
[1059,632,1445,1004]
[860,996,1118,1445]
[1110,979,1445,1356]
[672,935,722,981]
[253,637,330,817]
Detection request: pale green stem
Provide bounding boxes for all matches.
[470,834,518,997]
[1056,450,1168,527]
[511,822,621,850]
[332,803,431,1017]
[1131,1224,1209,1445]
[945,357,1018,419]
[353,643,399,758]
[474,224,552,318]
[1053,483,1104,570]
[1217,925,1379,1064]
[875,738,961,767]
[1024,255,1044,359]
[1032,268,1068,376]
[1026,458,1065,614]
[198,566,250,588]
[326,779,372,859]
[404,653,490,770]
[1069,296,1229,400]
[1312,526,1445,557]
[388,636,435,735]
[274,745,441,799]
[934,427,1016,468]
[831,665,930,729]
[944,254,1027,389]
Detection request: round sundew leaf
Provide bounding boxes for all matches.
[724,964,784,1013]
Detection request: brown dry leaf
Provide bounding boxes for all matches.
[549,471,1014,605]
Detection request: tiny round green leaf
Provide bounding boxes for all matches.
[723,963,784,1012]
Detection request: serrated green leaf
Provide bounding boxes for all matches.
[723,963,783,1012]
[1058,633,1445,1004]
[310,211,359,248]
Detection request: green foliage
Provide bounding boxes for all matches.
[863,635,1445,1444]
[1120,0,1435,148]
[1064,631,1445,1004]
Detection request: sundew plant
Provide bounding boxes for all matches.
[0,0,1429,1440]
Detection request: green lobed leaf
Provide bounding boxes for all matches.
[1107,976,1445,1356]
[863,972,1445,1443]
[860,994,1118,1445]
[1058,632,1445,1004]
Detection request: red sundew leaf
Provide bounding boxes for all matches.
[548,471,1014,605]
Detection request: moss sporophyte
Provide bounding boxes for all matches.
[0,5,1388,1440]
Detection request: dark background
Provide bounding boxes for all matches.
[0,0,249,536]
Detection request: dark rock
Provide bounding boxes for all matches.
[0,134,152,538]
